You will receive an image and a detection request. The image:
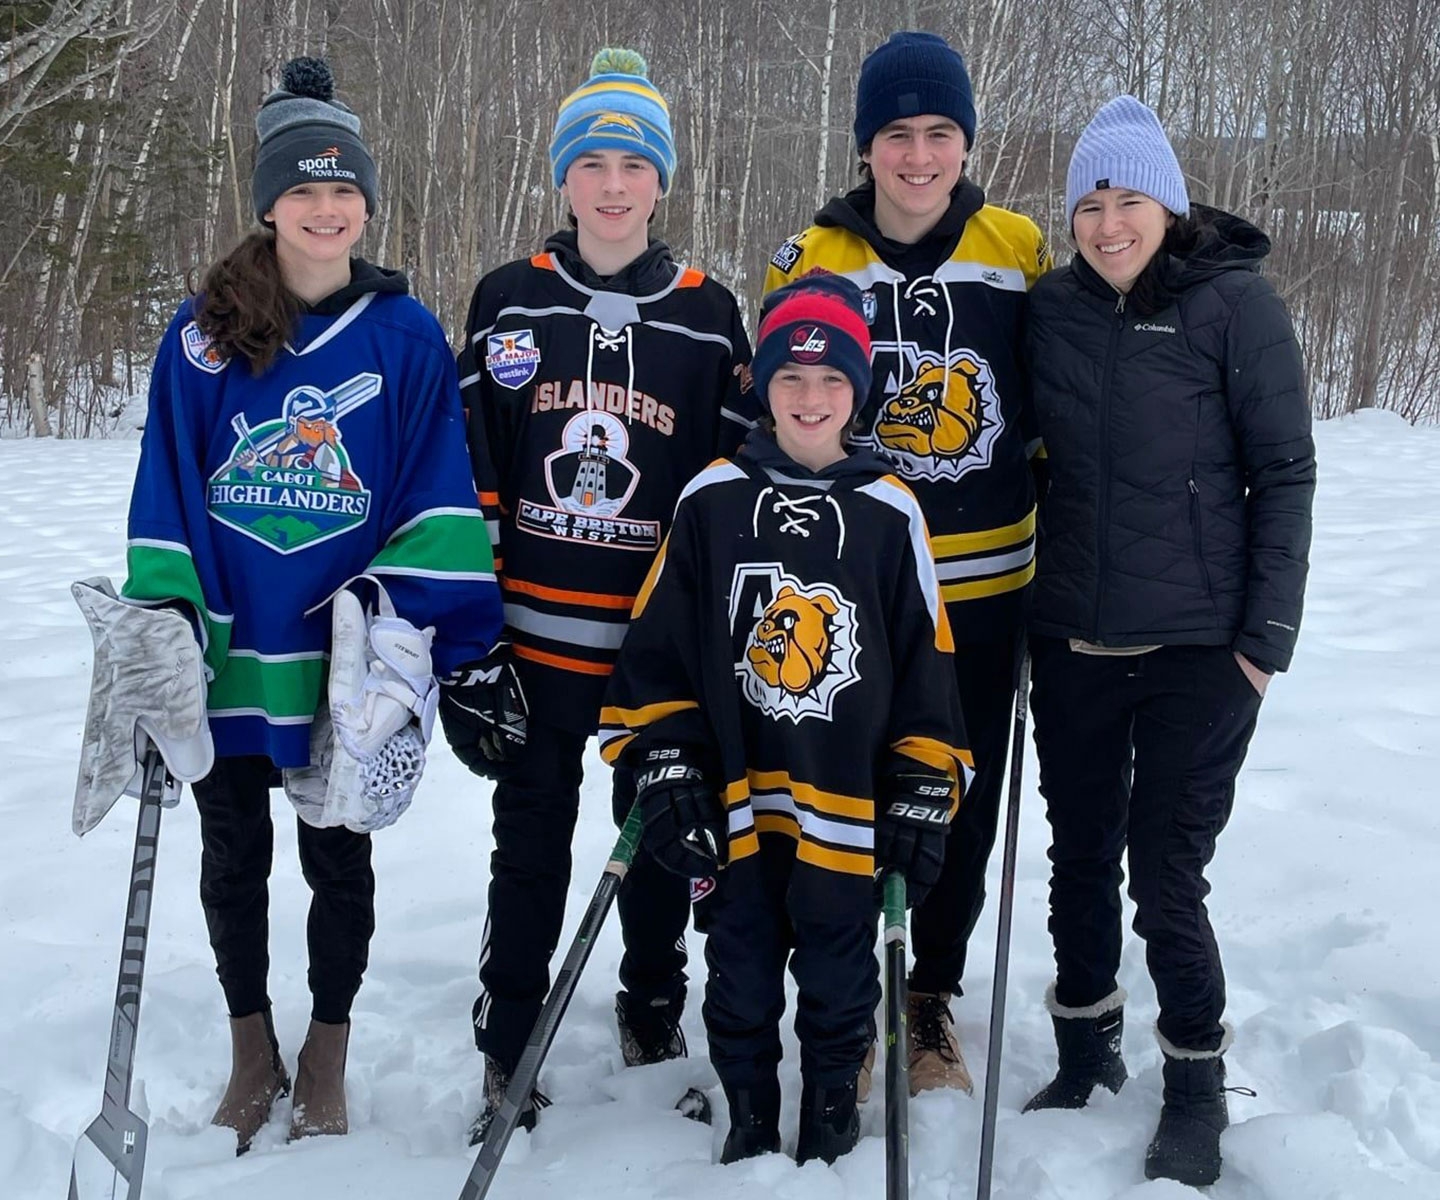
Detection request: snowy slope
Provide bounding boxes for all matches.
[1,410,1437,1200]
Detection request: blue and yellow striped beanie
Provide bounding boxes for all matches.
[549,48,676,195]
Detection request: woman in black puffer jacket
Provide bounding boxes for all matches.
[1022,95,1315,1188]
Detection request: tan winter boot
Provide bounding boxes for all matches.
[856,1040,877,1103]
[212,1009,290,1154]
[907,992,974,1096]
[289,1019,350,1140]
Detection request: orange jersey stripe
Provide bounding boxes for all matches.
[530,252,555,270]
[676,267,707,289]
[513,644,615,676]
[503,577,636,611]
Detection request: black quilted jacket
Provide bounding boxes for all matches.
[1026,206,1315,673]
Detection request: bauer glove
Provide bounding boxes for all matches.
[438,641,528,777]
[875,766,954,903]
[635,748,727,879]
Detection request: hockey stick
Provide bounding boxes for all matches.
[883,870,910,1200]
[975,649,1032,1200]
[68,741,171,1200]
[458,802,645,1200]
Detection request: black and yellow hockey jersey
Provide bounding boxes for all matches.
[458,232,757,733]
[764,180,1051,641]
[599,430,971,921]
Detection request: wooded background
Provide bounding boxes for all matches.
[3,0,1439,435]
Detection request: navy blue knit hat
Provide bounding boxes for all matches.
[252,57,377,222]
[855,32,976,151]
[753,275,873,412]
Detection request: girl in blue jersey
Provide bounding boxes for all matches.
[121,57,500,1152]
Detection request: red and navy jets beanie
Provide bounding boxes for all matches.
[752,274,873,412]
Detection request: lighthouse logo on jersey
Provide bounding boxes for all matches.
[207,372,379,553]
[485,329,542,390]
[867,343,1004,482]
[515,409,661,551]
[730,564,861,724]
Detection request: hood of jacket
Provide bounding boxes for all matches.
[306,258,409,316]
[814,178,986,273]
[543,229,678,295]
[738,425,895,483]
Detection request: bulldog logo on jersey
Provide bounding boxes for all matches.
[730,565,860,724]
[207,373,379,553]
[867,344,1004,482]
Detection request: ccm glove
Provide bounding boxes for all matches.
[635,748,728,879]
[876,767,954,901]
[438,642,528,777]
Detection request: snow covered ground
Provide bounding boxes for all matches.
[2,409,1438,1200]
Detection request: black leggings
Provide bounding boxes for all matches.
[192,755,375,1024]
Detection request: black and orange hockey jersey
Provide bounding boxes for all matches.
[458,232,757,733]
[599,430,971,921]
[764,180,1051,642]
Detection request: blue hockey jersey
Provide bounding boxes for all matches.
[124,271,501,766]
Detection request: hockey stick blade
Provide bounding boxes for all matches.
[68,743,169,1200]
[458,804,645,1200]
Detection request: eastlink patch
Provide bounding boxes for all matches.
[770,237,802,274]
[485,329,542,390]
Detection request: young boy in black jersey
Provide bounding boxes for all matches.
[600,275,969,1165]
[439,48,756,1142]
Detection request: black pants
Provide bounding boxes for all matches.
[1029,639,1262,1051]
[192,754,375,1025]
[909,628,1024,996]
[699,842,878,1090]
[473,718,690,1072]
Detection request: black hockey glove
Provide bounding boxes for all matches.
[875,767,954,904]
[438,642,528,778]
[635,748,728,879]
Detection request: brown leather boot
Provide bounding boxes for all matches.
[907,992,974,1096]
[212,1009,290,1155]
[289,1019,350,1139]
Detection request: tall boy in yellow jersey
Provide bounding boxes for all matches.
[764,30,1050,1097]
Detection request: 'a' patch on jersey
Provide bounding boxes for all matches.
[182,321,228,374]
[770,237,802,275]
[486,329,542,390]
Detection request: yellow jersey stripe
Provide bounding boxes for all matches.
[746,769,873,821]
[932,509,1036,558]
[941,560,1036,603]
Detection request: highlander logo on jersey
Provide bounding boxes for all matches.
[516,409,660,551]
[207,372,379,553]
[861,290,878,324]
[486,329,542,390]
[789,326,828,362]
[730,564,860,724]
[181,321,227,373]
[867,343,1004,482]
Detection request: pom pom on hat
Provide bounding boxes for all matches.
[590,47,648,77]
[280,56,335,101]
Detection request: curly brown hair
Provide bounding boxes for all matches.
[192,231,301,374]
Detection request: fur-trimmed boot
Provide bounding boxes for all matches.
[720,1077,782,1164]
[289,1018,350,1140]
[1023,985,1127,1112]
[795,1076,860,1166]
[1144,1029,1232,1186]
[212,1008,290,1154]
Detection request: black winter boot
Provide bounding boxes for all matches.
[720,1077,781,1164]
[1024,985,1127,1112]
[1145,1047,1229,1186]
[795,1077,860,1166]
[616,989,687,1067]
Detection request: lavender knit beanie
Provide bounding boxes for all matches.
[1065,95,1188,228]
